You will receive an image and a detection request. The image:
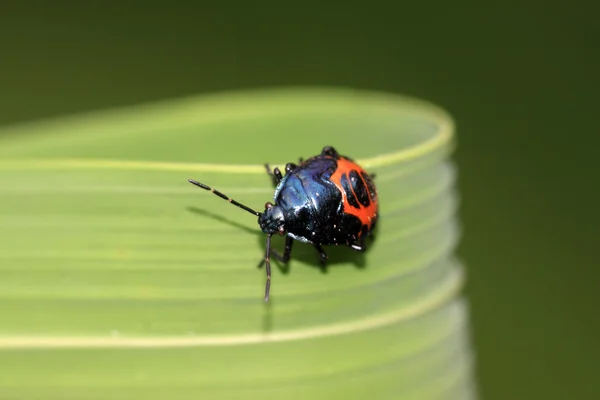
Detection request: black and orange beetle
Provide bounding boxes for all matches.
[188,146,378,301]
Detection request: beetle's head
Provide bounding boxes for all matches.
[258,202,286,235]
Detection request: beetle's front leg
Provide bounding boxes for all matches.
[264,164,283,187]
[258,236,294,267]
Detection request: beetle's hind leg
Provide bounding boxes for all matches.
[264,164,283,187]
[350,237,369,252]
[350,236,375,252]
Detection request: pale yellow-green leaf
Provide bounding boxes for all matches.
[0,88,475,399]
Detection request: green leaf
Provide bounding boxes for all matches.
[0,87,475,399]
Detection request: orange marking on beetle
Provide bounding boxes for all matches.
[329,157,379,236]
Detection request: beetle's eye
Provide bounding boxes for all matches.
[278,227,285,235]
[265,202,273,209]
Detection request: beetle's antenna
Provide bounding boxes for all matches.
[188,179,261,217]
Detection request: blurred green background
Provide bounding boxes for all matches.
[1,2,598,399]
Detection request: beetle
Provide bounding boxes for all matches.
[188,145,378,301]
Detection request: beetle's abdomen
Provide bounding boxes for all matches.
[328,157,378,236]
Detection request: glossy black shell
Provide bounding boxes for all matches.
[273,157,366,246]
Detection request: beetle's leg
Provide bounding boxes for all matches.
[285,163,297,174]
[280,236,294,263]
[264,164,283,186]
[264,234,273,301]
[351,238,367,252]
[321,146,339,158]
[258,236,294,267]
[273,167,283,182]
[313,244,328,265]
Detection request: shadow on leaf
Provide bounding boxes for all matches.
[186,206,260,236]
[256,231,377,275]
